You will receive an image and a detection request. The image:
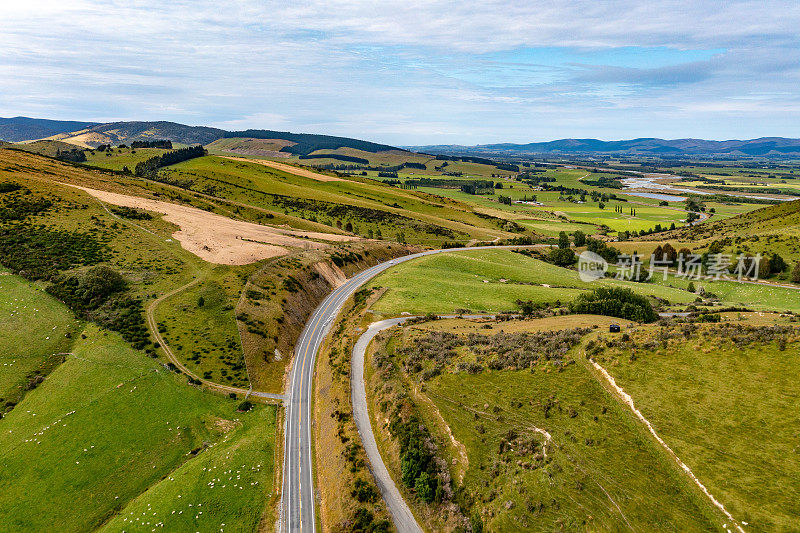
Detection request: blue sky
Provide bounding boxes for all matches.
[1,0,799,145]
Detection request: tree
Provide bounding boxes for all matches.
[198,296,205,307]
[573,230,586,247]
[558,231,570,249]
[769,252,787,274]
[758,257,772,279]
[569,287,658,323]
[414,471,435,502]
[598,202,605,209]
[662,243,678,264]
[792,262,800,284]
[687,281,696,293]
[548,248,576,266]
[653,245,664,261]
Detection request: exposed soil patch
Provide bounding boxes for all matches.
[72,184,356,265]
[312,261,346,287]
[211,417,240,434]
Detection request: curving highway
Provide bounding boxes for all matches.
[279,245,551,532]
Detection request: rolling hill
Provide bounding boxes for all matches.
[223,129,402,155]
[45,121,226,147]
[6,117,408,157]
[657,198,800,264]
[666,198,800,240]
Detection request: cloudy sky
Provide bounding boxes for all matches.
[2,0,799,144]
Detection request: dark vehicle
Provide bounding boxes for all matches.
[609,324,621,333]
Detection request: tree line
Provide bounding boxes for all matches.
[134,145,206,176]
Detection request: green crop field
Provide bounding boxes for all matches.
[368,249,697,315]
[593,321,800,531]
[0,297,276,532]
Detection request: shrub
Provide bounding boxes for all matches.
[351,478,379,503]
[415,471,435,502]
[237,400,253,412]
[569,287,657,323]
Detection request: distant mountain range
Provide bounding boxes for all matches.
[5,116,800,157]
[412,137,800,157]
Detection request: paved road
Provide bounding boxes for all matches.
[351,318,422,533]
[280,244,549,532]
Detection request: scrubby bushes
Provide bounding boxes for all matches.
[0,224,110,280]
[131,140,172,149]
[109,205,153,220]
[392,412,442,503]
[46,266,150,349]
[398,328,589,375]
[0,187,52,221]
[0,181,22,193]
[547,247,576,266]
[586,237,620,263]
[55,148,87,163]
[569,287,657,323]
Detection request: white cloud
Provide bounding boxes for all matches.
[1,1,799,143]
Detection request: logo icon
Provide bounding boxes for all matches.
[578,251,608,282]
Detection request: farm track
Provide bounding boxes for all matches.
[584,350,745,533]
[145,277,285,402]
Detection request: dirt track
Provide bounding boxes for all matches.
[220,156,346,182]
[73,185,355,264]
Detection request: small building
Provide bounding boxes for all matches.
[609,324,621,333]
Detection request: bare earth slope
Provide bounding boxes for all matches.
[72,185,356,264]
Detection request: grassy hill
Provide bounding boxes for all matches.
[366,317,724,531]
[591,318,800,530]
[155,155,524,245]
[0,275,277,532]
[367,249,699,315]
[223,129,401,155]
[658,199,800,264]
[8,139,85,157]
